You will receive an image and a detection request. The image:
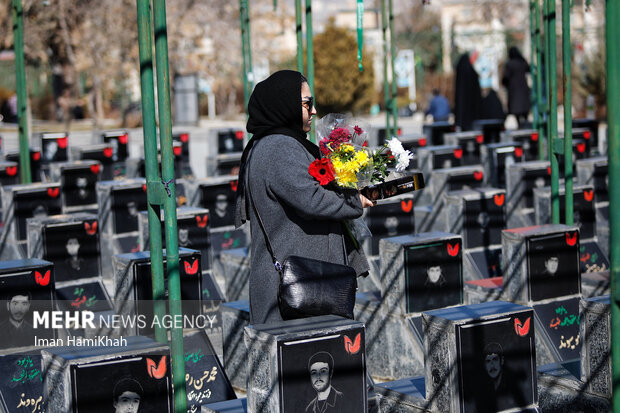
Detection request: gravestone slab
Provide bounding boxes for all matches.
[5,149,43,183]
[379,233,463,316]
[424,301,538,413]
[445,187,506,250]
[480,141,525,188]
[96,179,147,236]
[209,226,250,282]
[39,133,68,164]
[183,329,237,411]
[49,161,101,213]
[463,276,503,305]
[580,271,609,299]
[221,301,250,391]
[572,118,599,153]
[28,213,101,283]
[443,130,485,165]
[244,315,367,413]
[416,145,462,179]
[580,295,610,399]
[576,156,608,226]
[219,248,250,302]
[113,248,203,336]
[463,245,503,282]
[501,129,540,161]
[0,258,57,351]
[139,206,213,272]
[0,161,20,187]
[533,296,581,362]
[55,278,113,337]
[42,336,173,413]
[363,194,415,256]
[472,119,505,143]
[188,177,240,229]
[101,130,129,162]
[502,224,581,304]
[533,184,597,241]
[422,122,455,146]
[0,350,47,413]
[505,160,551,228]
[374,376,429,413]
[70,144,118,181]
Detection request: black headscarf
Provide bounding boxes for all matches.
[234,70,320,227]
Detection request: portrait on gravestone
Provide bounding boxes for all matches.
[63,168,98,206]
[72,355,173,413]
[522,168,550,209]
[14,189,62,241]
[527,232,580,302]
[42,140,58,163]
[278,330,366,413]
[458,314,536,413]
[43,222,101,283]
[404,240,462,313]
[0,270,55,348]
[112,187,148,233]
[200,183,236,228]
[177,215,211,271]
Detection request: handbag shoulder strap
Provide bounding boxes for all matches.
[245,154,283,273]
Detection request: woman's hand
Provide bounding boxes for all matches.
[359,193,376,208]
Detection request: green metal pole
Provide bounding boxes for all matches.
[381,0,392,139]
[305,0,315,143]
[295,0,304,73]
[240,0,250,113]
[244,0,254,98]
[11,0,31,184]
[606,0,620,408]
[388,0,398,136]
[136,0,167,345]
[152,1,186,411]
[545,0,560,224]
[535,0,546,160]
[529,0,539,132]
[562,0,573,225]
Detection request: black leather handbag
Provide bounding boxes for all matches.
[248,183,356,320]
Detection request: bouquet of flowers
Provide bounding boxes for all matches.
[309,113,414,190]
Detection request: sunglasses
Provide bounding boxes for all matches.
[302,96,314,110]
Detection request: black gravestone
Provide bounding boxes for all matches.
[55,280,112,314]
[526,230,581,302]
[111,185,148,234]
[363,195,415,256]
[572,128,594,157]
[416,145,462,177]
[54,161,101,209]
[533,296,580,362]
[39,133,68,163]
[0,161,20,186]
[201,271,225,334]
[557,137,589,172]
[71,144,117,180]
[422,121,455,146]
[533,185,597,240]
[113,249,202,337]
[572,118,599,152]
[183,330,236,410]
[429,166,486,203]
[445,188,506,250]
[245,316,367,413]
[0,259,56,349]
[579,240,610,274]
[501,129,540,161]
[173,131,190,160]
[217,129,245,154]
[198,180,238,228]
[11,184,63,242]
[403,237,463,312]
[215,153,242,177]
[443,131,485,166]
[101,130,129,162]
[424,301,537,413]
[472,119,505,143]
[576,157,608,223]
[481,142,525,188]
[36,216,102,283]
[0,352,47,413]
[43,337,174,413]
[5,149,42,183]
[398,133,428,151]
[465,246,503,279]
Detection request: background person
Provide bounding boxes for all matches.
[502,47,531,128]
[425,89,451,122]
[234,70,373,324]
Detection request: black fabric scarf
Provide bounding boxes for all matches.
[234,70,320,228]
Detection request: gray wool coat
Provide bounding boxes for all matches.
[243,134,367,325]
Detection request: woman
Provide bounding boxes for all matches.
[454,53,482,131]
[502,47,531,128]
[234,70,373,324]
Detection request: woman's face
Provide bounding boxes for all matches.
[301,82,316,132]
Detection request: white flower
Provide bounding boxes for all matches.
[395,151,414,171]
[387,137,406,156]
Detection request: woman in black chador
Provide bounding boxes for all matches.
[502,47,531,128]
[454,53,482,131]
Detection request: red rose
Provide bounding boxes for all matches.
[354,125,363,135]
[309,158,335,186]
[328,127,351,145]
[319,138,331,155]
